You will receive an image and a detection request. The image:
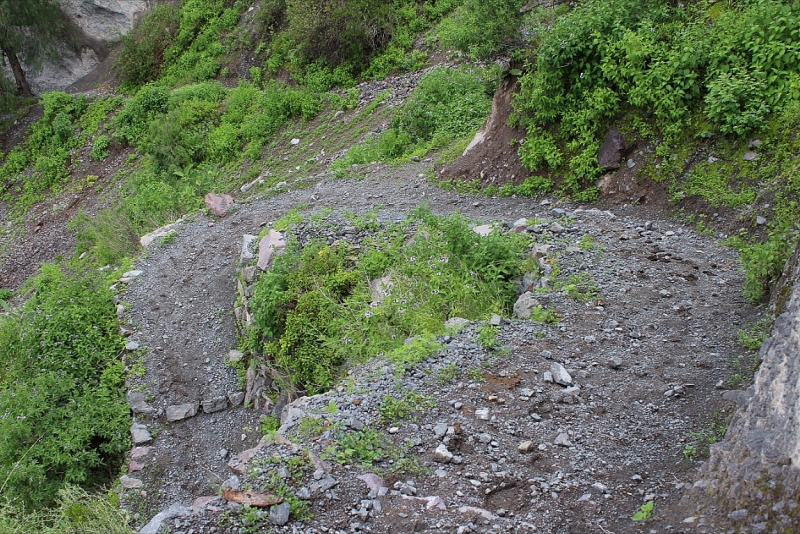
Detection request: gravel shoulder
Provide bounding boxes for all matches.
[119,161,756,533]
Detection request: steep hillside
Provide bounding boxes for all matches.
[0,1,798,533]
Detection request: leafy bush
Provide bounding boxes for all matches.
[283,0,395,71]
[705,68,770,136]
[90,134,111,161]
[115,4,181,89]
[514,0,800,196]
[0,265,129,509]
[0,486,133,534]
[248,209,533,394]
[393,66,493,144]
[113,85,170,145]
[435,0,526,59]
[0,92,95,213]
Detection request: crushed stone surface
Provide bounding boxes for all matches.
[119,162,756,533]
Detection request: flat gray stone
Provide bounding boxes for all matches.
[433,423,449,438]
[120,475,143,489]
[554,432,572,447]
[130,422,152,444]
[270,502,291,525]
[166,402,199,422]
[228,391,245,406]
[240,235,259,265]
[202,396,227,414]
[139,503,190,534]
[127,391,155,415]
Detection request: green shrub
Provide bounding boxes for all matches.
[0,265,129,509]
[69,210,142,266]
[0,486,134,534]
[248,209,531,394]
[115,4,181,89]
[705,68,770,136]
[435,0,525,59]
[0,92,91,213]
[393,66,493,144]
[90,134,111,161]
[158,0,244,85]
[513,0,800,198]
[283,0,395,71]
[113,85,170,145]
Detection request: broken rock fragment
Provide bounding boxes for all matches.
[166,402,199,422]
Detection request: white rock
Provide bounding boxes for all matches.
[472,224,492,236]
[513,291,541,320]
[549,362,573,386]
[433,443,453,463]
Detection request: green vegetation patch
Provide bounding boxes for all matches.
[0,265,129,509]
[246,207,535,395]
[0,93,120,214]
[0,486,133,534]
[333,65,495,173]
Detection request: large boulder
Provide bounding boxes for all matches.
[597,130,628,170]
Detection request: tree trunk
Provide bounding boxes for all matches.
[3,48,34,97]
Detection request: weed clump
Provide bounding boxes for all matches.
[246,208,536,395]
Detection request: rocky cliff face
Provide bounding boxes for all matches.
[692,245,800,532]
[60,0,149,43]
[20,0,149,93]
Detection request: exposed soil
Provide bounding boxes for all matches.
[437,76,531,187]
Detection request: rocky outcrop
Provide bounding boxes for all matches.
[597,129,628,170]
[11,0,149,93]
[770,237,800,317]
[692,246,800,532]
[60,0,148,43]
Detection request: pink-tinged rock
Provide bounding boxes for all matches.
[257,230,286,271]
[401,495,447,510]
[131,446,153,459]
[228,443,265,474]
[357,473,387,492]
[192,496,222,509]
[204,193,234,217]
[129,460,145,472]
